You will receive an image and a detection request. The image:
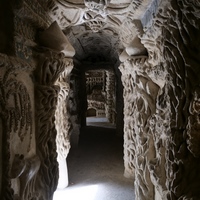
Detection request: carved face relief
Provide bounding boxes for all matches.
[84,0,108,14]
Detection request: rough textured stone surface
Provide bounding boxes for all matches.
[1,0,200,200]
[55,58,73,189]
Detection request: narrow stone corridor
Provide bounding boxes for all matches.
[54,121,135,200]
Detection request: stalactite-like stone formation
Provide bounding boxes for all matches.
[0,53,37,200]
[47,0,145,29]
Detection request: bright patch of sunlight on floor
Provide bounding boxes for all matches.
[53,184,99,200]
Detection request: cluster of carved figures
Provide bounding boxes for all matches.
[1,0,200,200]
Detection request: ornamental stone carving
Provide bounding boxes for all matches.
[55,58,73,189]
[34,48,74,199]
[0,53,36,200]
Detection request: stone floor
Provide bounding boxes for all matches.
[86,117,116,128]
[53,118,135,200]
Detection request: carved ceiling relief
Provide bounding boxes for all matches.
[0,54,38,200]
[46,0,153,62]
[47,0,136,29]
[84,0,108,32]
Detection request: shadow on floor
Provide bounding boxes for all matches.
[54,125,135,200]
[54,126,135,200]
[86,117,116,129]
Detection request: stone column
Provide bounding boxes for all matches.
[119,56,167,200]
[0,53,38,200]
[105,70,115,123]
[34,50,74,200]
[55,58,73,189]
[34,20,75,198]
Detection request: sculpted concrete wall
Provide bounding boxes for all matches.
[0,1,45,199]
[120,55,167,199]
[120,0,200,199]
[0,53,38,200]
[0,0,75,199]
[163,0,200,199]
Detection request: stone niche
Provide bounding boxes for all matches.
[86,70,106,117]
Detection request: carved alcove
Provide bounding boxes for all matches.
[86,70,106,117]
[85,69,116,123]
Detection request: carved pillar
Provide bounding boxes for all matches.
[119,55,168,200]
[105,70,115,123]
[55,58,73,189]
[34,51,68,200]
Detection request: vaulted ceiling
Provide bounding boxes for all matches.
[45,0,156,64]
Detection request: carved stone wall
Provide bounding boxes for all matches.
[0,53,38,200]
[162,0,200,199]
[120,0,200,200]
[0,1,75,199]
[119,55,168,199]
